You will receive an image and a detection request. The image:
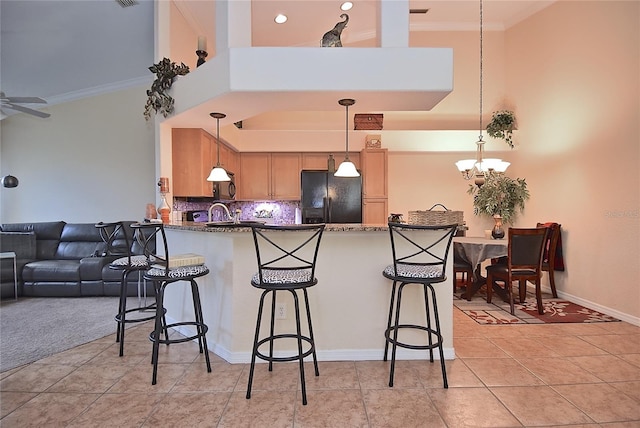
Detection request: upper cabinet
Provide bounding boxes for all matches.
[361,148,388,199]
[218,141,239,175]
[361,148,389,224]
[172,129,214,197]
[301,152,361,171]
[238,153,301,200]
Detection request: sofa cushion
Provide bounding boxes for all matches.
[1,222,65,260]
[22,260,81,282]
[56,223,106,260]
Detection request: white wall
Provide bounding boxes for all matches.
[0,87,155,224]
[503,1,639,320]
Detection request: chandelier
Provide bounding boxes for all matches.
[455,0,509,186]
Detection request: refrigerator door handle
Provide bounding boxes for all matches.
[327,197,332,223]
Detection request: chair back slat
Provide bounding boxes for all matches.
[508,227,548,270]
[95,221,130,258]
[131,222,167,275]
[387,223,458,280]
[251,224,325,286]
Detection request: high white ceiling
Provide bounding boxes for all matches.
[0,0,554,121]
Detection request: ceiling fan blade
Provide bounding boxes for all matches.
[4,102,51,118]
[2,96,47,104]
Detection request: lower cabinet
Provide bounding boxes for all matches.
[363,198,388,225]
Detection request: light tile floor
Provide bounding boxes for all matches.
[1,307,639,427]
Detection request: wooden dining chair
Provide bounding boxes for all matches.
[485,227,549,315]
[537,222,561,298]
[453,252,473,293]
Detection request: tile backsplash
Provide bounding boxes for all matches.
[173,199,300,224]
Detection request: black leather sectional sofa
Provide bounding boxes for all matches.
[0,221,154,299]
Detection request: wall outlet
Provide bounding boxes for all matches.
[276,302,286,319]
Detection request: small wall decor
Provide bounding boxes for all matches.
[321,14,349,47]
[365,134,382,148]
[144,58,190,120]
[355,114,383,130]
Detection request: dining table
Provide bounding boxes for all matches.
[453,236,508,301]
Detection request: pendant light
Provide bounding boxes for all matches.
[334,98,360,177]
[207,112,231,182]
[455,0,509,186]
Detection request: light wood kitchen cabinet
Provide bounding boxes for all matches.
[218,141,239,175]
[361,148,388,198]
[301,152,361,171]
[172,128,215,197]
[238,152,301,200]
[363,198,388,225]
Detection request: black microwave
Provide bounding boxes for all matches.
[212,172,236,200]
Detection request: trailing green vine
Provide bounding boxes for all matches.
[486,110,516,148]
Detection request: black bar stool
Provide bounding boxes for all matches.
[246,224,325,406]
[131,222,211,385]
[95,221,158,357]
[382,222,457,388]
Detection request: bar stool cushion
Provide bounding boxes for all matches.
[252,269,312,285]
[383,263,443,279]
[110,255,149,269]
[146,265,209,279]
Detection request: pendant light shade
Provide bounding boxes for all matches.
[207,112,231,182]
[335,98,360,178]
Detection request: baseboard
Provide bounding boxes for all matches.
[557,290,640,326]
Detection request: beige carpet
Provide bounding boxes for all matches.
[0,296,131,372]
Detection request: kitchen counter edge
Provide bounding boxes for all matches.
[164,222,390,232]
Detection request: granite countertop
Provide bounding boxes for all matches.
[164,222,390,232]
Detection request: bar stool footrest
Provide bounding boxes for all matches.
[115,305,162,325]
[255,334,315,363]
[385,324,442,350]
[149,321,208,345]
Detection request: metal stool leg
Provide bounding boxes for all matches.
[302,288,319,376]
[151,282,165,385]
[428,283,448,388]
[247,290,268,399]
[383,281,397,362]
[389,282,405,387]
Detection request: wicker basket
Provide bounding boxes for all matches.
[408,204,464,226]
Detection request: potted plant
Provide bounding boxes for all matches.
[467,174,529,238]
[486,110,516,148]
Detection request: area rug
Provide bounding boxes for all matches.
[0,296,127,372]
[454,289,620,325]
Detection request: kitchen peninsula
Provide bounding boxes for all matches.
[161,222,454,364]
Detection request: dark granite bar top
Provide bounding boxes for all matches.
[164,222,390,233]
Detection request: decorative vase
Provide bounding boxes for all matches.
[158,193,171,224]
[491,215,505,239]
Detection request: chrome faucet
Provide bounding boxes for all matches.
[208,203,233,222]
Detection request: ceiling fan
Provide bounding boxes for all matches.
[0,92,51,118]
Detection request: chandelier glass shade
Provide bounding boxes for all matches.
[334,98,360,178]
[207,112,231,182]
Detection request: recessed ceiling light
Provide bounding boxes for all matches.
[274,14,287,24]
[341,2,353,12]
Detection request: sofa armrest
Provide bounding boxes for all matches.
[0,231,36,260]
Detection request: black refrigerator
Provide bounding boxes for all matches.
[300,170,362,224]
